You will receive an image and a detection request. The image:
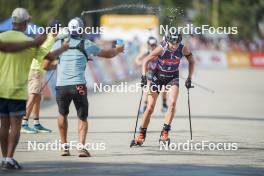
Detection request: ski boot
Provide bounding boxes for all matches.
[130,127,147,147]
[159,124,171,146]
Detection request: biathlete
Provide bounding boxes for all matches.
[135,37,168,114]
[134,32,195,146]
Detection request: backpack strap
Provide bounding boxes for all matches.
[61,39,92,61]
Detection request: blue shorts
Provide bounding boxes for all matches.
[0,98,26,117]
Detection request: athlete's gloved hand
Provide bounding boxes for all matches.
[141,75,147,88]
[185,77,193,89]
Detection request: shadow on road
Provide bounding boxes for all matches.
[1,161,264,176]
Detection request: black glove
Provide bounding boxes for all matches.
[185,77,193,89]
[141,75,147,88]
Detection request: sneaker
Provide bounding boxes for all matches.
[21,124,37,134]
[61,144,70,156]
[2,159,23,170]
[61,149,70,156]
[78,149,91,157]
[33,124,52,133]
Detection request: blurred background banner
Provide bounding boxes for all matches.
[193,50,227,69]
[226,52,250,68]
[100,15,159,42]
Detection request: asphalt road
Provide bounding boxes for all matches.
[1,69,264,176]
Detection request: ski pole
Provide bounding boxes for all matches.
[187,86,194,140]
[130,88,144,147]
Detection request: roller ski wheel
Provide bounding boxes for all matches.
[130,132,145,147]
[159,130,170,146]
[130,139,136,147]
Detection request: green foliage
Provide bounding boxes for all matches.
[0,0,262,38]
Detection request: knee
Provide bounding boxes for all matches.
[79,118,88,124]
[58,114,67,125]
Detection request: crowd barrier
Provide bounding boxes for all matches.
[193,50,264,69]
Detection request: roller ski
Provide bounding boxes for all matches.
[159,124,171,146]
[130,127,147,147]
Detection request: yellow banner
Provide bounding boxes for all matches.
[100,15,159,29]
[226,52,250,68]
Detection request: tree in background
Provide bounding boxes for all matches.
[0,0,263,39]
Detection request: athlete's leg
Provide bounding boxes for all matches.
[140,80,151,113]
[159,85,179,142]
[135,91,159,145]
[162,91,167,105]
[161,90,168,113]
[164,85,179,125]
[141,91,159,128]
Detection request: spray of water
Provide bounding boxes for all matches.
[81,3,183,17]
[81,3,161,15]
[81,2,184,28]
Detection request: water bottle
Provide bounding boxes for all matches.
[116,39,124,46]
[116,39,124,53]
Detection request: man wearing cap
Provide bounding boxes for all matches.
[52,17,124,157]
[21,19,65,134]
[0,8,68,170]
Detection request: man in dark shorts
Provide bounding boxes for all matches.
[134,31,195,146]
[0,8,67,170]
[53,17,124,157]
